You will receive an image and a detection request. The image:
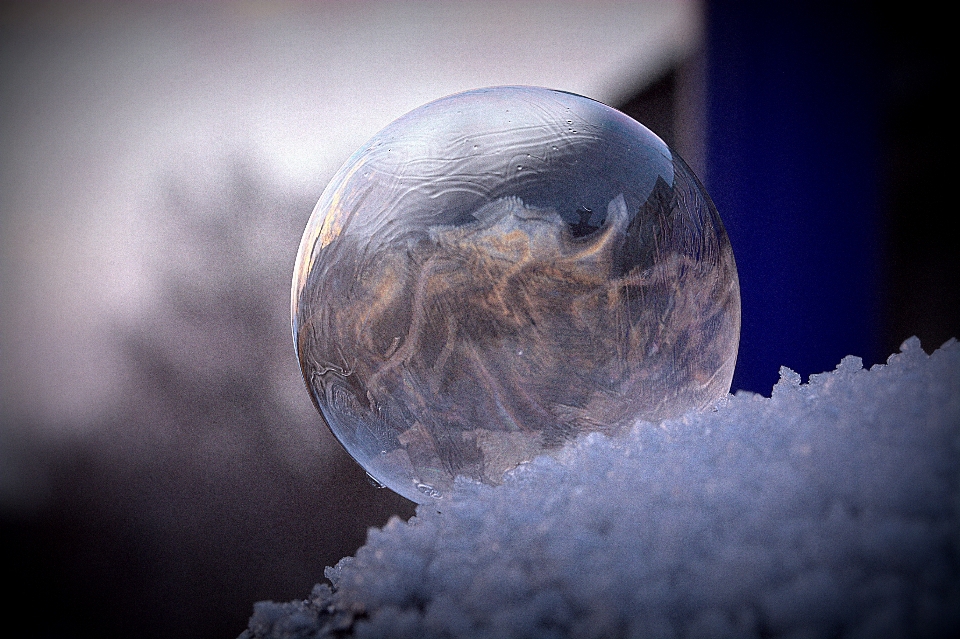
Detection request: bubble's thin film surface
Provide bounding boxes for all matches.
[292,86,740,504]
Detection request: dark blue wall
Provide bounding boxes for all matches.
[706,3,883,393]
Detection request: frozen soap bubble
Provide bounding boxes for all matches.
[292,86,740,504]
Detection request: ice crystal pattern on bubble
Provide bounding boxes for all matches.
[292,86,740,503]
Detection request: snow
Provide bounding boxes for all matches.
[240,337,960,638]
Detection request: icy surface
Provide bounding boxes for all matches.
[241,337,960,639]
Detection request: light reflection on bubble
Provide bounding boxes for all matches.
[292,86,740,503]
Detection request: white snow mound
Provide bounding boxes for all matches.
[242,337,960,639]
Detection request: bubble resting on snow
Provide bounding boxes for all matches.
[292,86,740,504]
[242,337,960,639]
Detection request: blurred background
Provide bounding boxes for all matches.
[1,1,954,637]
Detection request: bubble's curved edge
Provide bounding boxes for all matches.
[289,84,737,506]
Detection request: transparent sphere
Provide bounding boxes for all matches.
[292,86,740,503]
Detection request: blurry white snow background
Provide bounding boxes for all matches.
[242,337,960,639]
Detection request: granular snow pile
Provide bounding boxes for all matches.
[240,337,960,639]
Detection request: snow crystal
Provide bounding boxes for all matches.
[240,337,960,638]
